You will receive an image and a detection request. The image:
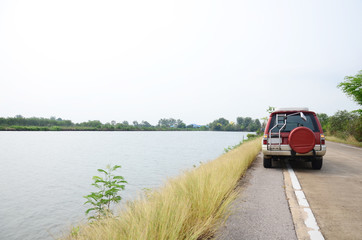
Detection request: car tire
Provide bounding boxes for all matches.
[312,157,323,170]
[263,157,272,168]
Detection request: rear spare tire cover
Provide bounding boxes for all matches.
[288,127,315,154]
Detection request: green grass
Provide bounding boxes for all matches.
[62,138,261,240]
[326,135,362,148]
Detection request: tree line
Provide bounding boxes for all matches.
[317,110,361,142]
[0,115,261,132]
[208,117,261,132]
[322,69,361,142]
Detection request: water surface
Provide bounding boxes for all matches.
[0,131,252,239]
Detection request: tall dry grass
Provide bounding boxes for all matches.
[63,138,261,240]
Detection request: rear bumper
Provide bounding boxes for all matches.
[262,144,326,158]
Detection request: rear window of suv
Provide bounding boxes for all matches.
[269,113,320,133]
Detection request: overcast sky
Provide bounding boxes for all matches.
[0,0,361,125]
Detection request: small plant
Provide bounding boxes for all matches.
[246,133,257,139]
[193,161,203,168]
[224,146,233,153]
[70,226,80,237]
[84,164,127,220]
[224,141,244,153]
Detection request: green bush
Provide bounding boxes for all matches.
[246,133,257,139]
[318,110,361,142]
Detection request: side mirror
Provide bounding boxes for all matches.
[300,112,307,121]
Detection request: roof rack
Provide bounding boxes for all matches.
[274,107,309,112]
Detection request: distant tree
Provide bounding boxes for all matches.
[158,118,177,128]
[200,125,209,131]
[140,121,152,128]
[133,121,139,127]
[260,106,276,131]
[158,118,168,127]
[176,119,186,128]
[236,117,244,126]
[217,118,229,126]
[261,120,266,130]
[103,123,114,130]
[328,110,362,141]
[243,117,252,130]
[236,117,244,131]
[315,111,361,141]
[111,120,116,126]
[82,120,102,128]
[338,70,362,106]
[209,118,229,131]
[266,106,276,114]
[254,119,261,131]
[224,124,235,131]
[122,121,129,126]
[317,113,329,132]
[328,110,351,133]
[0,117,6,125]
[213,123,222,131]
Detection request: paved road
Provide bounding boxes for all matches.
[216,153,297,240]
[216,141,362,240]
[291,141,362,240]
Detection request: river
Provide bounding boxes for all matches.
[0,131,253,239]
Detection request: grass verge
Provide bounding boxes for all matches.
[63,137,261,240]
[326,135,362,148]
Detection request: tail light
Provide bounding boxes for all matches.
[320,134,325,145]
[263,134,268,145]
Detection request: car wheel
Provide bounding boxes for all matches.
[263,157,272,168]
[312,157,323,170]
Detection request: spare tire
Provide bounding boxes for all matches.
[288,127,315,154]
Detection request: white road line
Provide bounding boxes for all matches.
[288,167,301,190]
[340,144,362,150]
[327,141,362,150]
[295,190,309,207]
[287,163,325,240]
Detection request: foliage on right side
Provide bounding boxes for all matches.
[338,70,362,106]
[317,111,361,142]
[318,70,361,142]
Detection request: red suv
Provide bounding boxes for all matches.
[262,108,326,169]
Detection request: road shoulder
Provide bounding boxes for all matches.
[283,164,323,240]
[215,153,297,240]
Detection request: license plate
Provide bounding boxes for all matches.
[268,138,281,144]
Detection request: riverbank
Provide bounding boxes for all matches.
[0,116,262,132]
[62,138,261,240]
[0,125,205,131]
